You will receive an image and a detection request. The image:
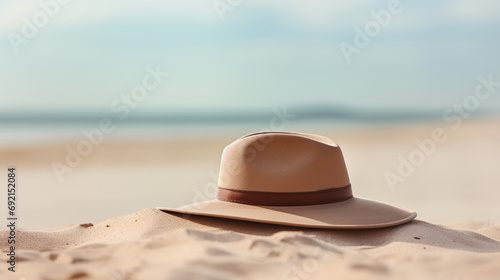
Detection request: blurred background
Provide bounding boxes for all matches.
[1,0,499,229]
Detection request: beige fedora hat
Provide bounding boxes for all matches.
[159,132,416,229]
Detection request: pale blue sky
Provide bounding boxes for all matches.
[1,0,500,114]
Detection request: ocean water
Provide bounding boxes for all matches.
[1,109,497,147]
[0,119,367,147]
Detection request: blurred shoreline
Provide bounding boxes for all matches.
[2,111,499,147]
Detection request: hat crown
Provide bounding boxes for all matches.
[218,132,350,193]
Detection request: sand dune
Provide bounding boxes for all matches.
[1,208,499,280]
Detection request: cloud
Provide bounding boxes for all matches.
[0,0,396,36]
[0,0,218,35]
[0,0,38,33]
[445,0,500,21]
[249,0,371,30]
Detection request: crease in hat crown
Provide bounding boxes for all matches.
[216,132,351,195]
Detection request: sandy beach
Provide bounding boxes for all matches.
[1,118,500,279]
[1,208,499,279]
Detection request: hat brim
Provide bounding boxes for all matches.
[158,197,416,229]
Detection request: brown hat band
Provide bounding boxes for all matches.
[217,184,353,206]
